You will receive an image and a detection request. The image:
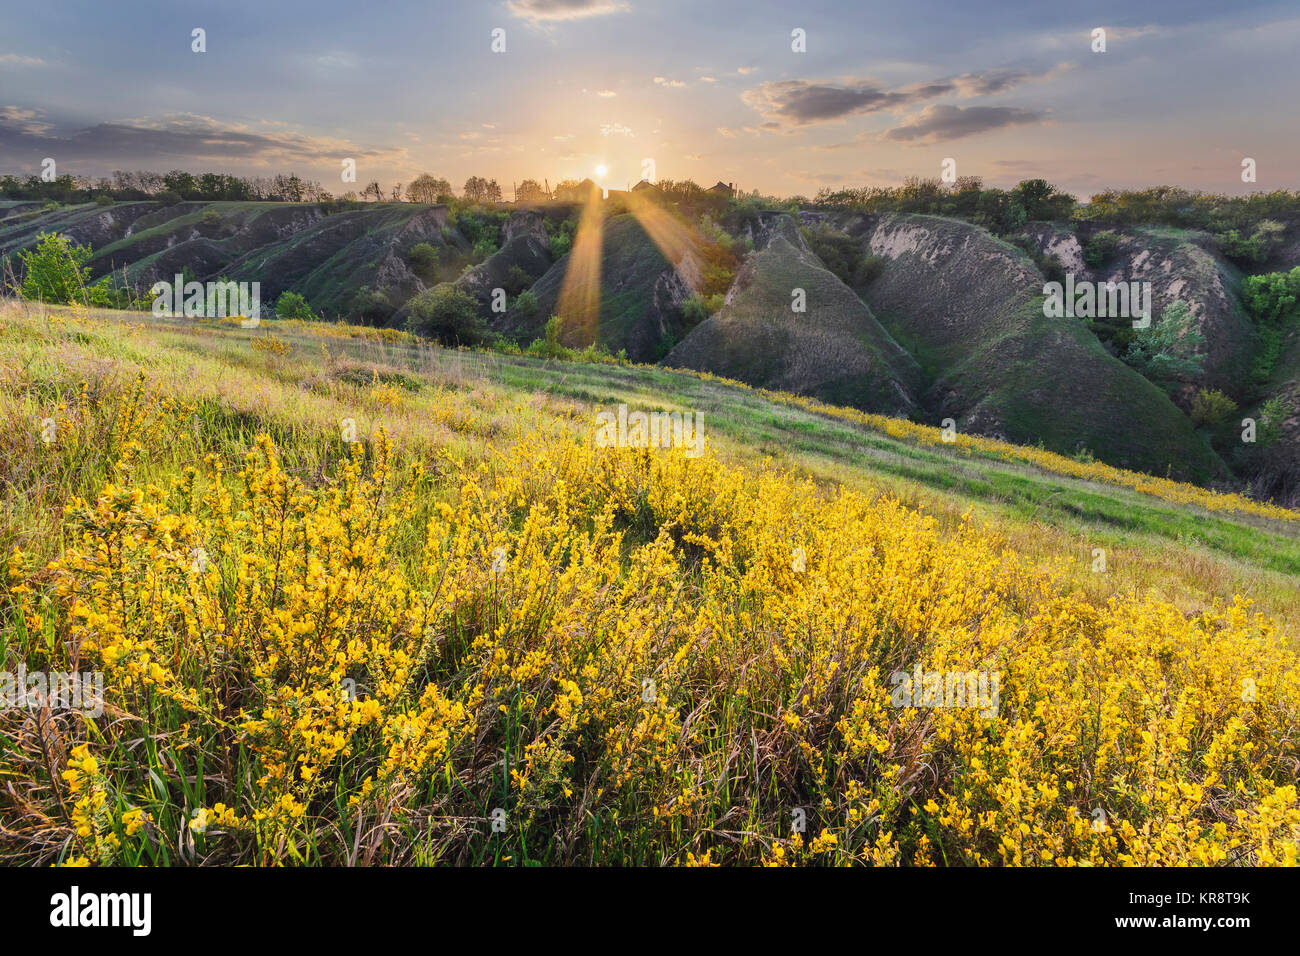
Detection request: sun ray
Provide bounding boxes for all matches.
[625,193,705,295]
[555,188,605,344]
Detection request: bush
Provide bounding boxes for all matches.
[201,209,222,228]
[1122,300,1205,389]
[94,194,115,207]
[406,284,487,345]
[407,242,439,277]
[1084,231,1122,270]
[349,287,395,326]
[513,288,539,319]
[1242,267,1300,385]
[548,232,572,260]
[681,294,710,325]
[504,264,533,295]
[1217,221,1284,266]
[14,233,93,304]
[1257,396,1289,447]
[275,291,317,321]
[1190,388,1238,427]
[856,254,886,285]
[801,224,860,286]
[526,315,572,360]
[1242,267,1300,326]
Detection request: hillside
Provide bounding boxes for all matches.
[4,198,1298,501]
[1,300,1296,867]
[665,213,923,416]
[496,212,696,361]
[834,212,1228,481]
[1,198,453,317]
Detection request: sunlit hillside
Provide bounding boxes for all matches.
[1,302,1297,866]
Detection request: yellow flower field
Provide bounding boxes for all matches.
[0,308,1296,866]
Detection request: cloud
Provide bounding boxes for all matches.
[0,105,53,135]
[600,122,633,137]
[313,51,358,69]
[0,53,46,67]
[0,107,402,172]
[743,78,942,126]
[507,0,627,23]
[743,66,1063,128]
[595,89,617,97]
[952,68,1040,96]
[653,76,686,88]
[736,66,757,74]
[881,104,1046,143]
[716,127,737,138]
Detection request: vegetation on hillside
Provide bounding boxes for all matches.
[1,304,1296,866]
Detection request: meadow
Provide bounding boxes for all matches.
[0,301,1296,866]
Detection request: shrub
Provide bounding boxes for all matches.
[406,284,487,345]
[275,291,317,321]
[1084,231,1122,270]
[1122,300,1205,389]
[504,264,533,295]
[1258,396,1289,447]
[407,242,439,276]
[349,287,395,326]
[513,288,539,319]
[1217,220,1284,266]
[14,233,93,304]
[682,294,710,325]
[548,231,572,260]
[802,224,860,286]
[1242,267,1300,385]
[856,254,886,285]
[526,315,572,360]
[94,194,115,207]
[1190,388,1238,427]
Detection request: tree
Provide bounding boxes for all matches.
[1122,300,1205,389]
[407,242,440,277]
[516,179,548,202]
[14,233,93,304]
[463,176,503,204]
[362,181,385,202]
[406,174,452,204]
[1012,179,1074,221]
[405,284,487,344]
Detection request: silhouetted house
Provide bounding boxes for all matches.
[576,178,602,202]
[631,179,663,199]
[707,181,735,197]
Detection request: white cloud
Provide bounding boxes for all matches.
[507,0,628,23]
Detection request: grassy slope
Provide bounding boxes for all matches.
[4,301,1296,640]
[0,201,450,317]
[665,215,923,416]
[3,300,1298,868]
[859,213,1228,482]
[502,213,676,359]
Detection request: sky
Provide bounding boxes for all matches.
[1,0,1298,200]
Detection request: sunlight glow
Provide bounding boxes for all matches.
[555,188,605,344]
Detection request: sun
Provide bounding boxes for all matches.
[594,164,607,178]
